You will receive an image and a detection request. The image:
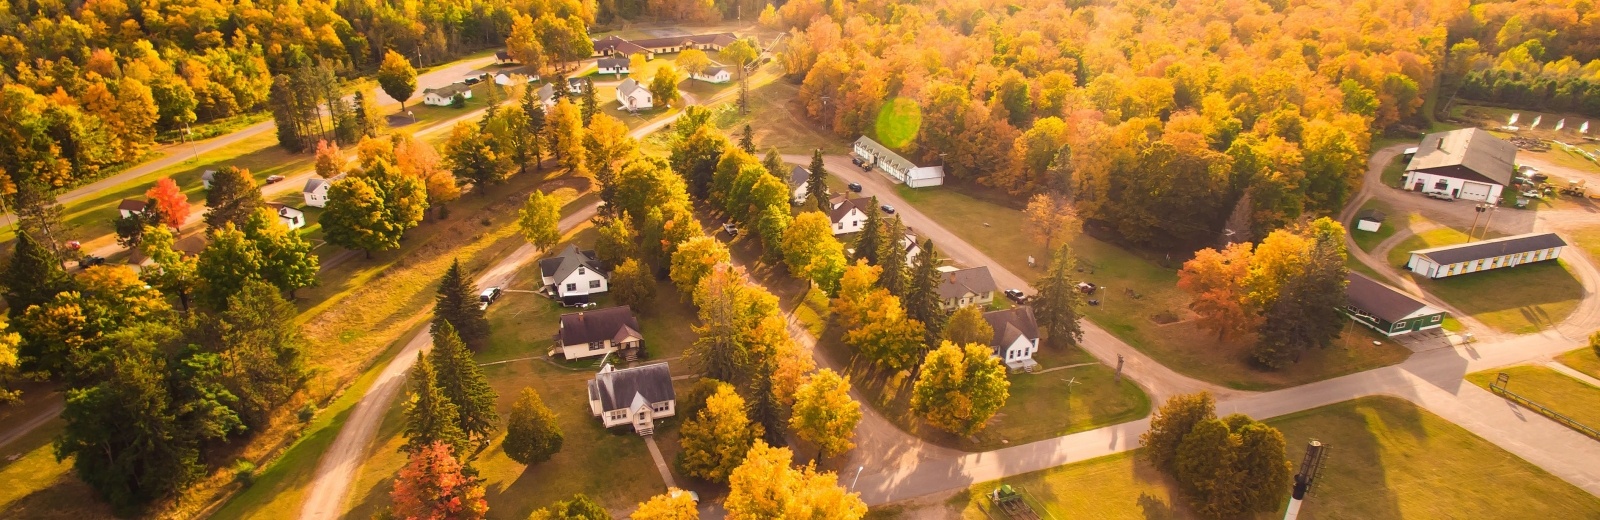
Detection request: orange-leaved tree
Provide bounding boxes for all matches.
[144,177,188,228]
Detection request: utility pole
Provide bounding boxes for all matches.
[1468,204,1486,240]
[1115,354,1125,383]
[1478,204,1499,240]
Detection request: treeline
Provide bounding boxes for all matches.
[1442,1,1600,117]
[1455,68,1600,117]
[772,0,1452,244]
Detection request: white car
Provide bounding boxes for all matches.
[478,287,502,310]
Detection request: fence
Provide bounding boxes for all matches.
[1490,373,1600,442]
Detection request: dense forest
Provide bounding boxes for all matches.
[1443,0,1600,117]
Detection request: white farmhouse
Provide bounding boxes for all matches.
[556,306,643,361]
[534,83,557,108]
[789,165,812,204]
[597,57,630,75]
[1400,128,1515,203]
[421,83,472,106]
[936,266,997,311]
[587,362,675,435]
[267,202,306,230]
[301,174,343,208]
[616,78,654,111]
[1405,232,1566,279]
[828,196,872,235]
[984,306,1040,372]
[692,66,731,84]
[539,245,609,299]
[853,136,945,188]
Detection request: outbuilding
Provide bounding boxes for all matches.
[267,202,306,230]
[1354,208,1385,233]
[852,136,945,188]
[422,83,472,106]
[1343,272,1446,336]
[616,78,654,111]
[1401,128,1516,203]
[1405,232,1567,279]
[692,66,731,84]
[117,199,149,219]
[597,57,630,75]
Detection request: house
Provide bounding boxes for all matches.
[534,83,557,107]
[567,77,589,94]
[493,67,539,86]
[1343,272,1447,336]
[302,174,343,208]
[587,362,675,435]
[789,165,812,204]
[616,78,654,111]
[597,57,630,75]
[1355,208,1385,233]
[540,244,608,298]
[984,306,1040,372]
[632,33,739,54]
[692,66,731,83]
[936,266,997,310]
[828,196,872,235]
[422,83,472,106]
[557,306,644,361]
[901,232,922,264]
[591,36,653,60]
[1405,232,1567,279]
[117,199,148,219]
[200,169,216,189]
[853,136,945,188]
[174,234,207,256]
[266,202,305,230]
[1401,128,1516,202]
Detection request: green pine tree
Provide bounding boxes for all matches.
[905,238,946,342]
[204,166,264,231]
[806,149,829,209]
[739,124,755,153]
[851,197,885,265]
[520,89,547,173]
[434,259,491,348]
[402,351,468,456]
[581,78,598,125]
[429,321,500,454]
[1,231,75,318]
[876,217,910,297]
[1033,243,1086,347]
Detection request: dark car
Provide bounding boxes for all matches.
[265,174,286,184]
[79,255,106,269]
[851,157,863,166]
[880,204,896,214]
[847,182,863,193]
[1004,289,1027,304]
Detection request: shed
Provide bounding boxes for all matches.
[1355,209,1385,233]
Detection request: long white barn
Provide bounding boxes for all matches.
[852,136,944,188]
[1405,232,1567,279]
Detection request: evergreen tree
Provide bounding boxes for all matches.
[1033,243,1086,347]
[851,197,885,265]
[206,280,308,428]
[203,166,264,231]
[806,149,829,209]
[12,179,71,257]
[402,351,468,456]
[905,239,947,342]
[503,387,564,465]
[762,147,784,178]
[581,78,598,125]
[877,217,910,297]
[435,259,491,348]
[1252,224,1348,369]
[739,124,755,153]
[518,88,547,173]
[1,231,74,318]
[429,321,500,453]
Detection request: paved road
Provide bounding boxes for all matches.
[0,397,63,451]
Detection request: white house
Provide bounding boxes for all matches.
[587,362,675,435]
[597,57,630,75]
[901,232,922,264]
[540,245,609,298]
[567,77,588,94]
[936,266,997,311]
[557,306,643,361]
[984,307,1040,372]
[616,78,654,111]
[789,165,812,204]
[692,66,731,84]
[828,196,872,235]
[853,136,945,188]
[534,83,557,108]
[301,174,343,208]
[1400,128,1515,203]
[1406,232,1567,279]
[267,202,306,230]
[421,83,472,106]
[492,67,539,86]
[200,169,216,190]
[117,199,148,219]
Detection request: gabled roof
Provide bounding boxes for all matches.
[588,362,674,412]
[494,66,536,78]
[174,234,207,255]
[597,57,630,69]
[423,83,471,98]
[118,198,148,212]
[828,197,872,224]
[559,305,641,346]
[617,78,645,98]
[539,244,603,283]
[937,266,997,299]
[303,173,345,193]
[1405,128,1516,186]
[495,50,512,61]
[1356,208,1386,222]
[790,165,810,188]
[1410,232,1567,266]
[853,135,943,176]
[1346,272,1441,323]
[536,83,555,104]
[702,66,727,76]
[568,77,588,87]
[201,170,216,182]
[984,307,1039,352]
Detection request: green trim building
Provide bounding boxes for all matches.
[1343,272,1447,336]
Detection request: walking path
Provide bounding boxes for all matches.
[1547,361,1600,388]
[643,436,679,489]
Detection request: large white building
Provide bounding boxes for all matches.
[853,136,945,188]
[587,362,675,435]
[1405,232,1567,279]
[1401,128,1516,203]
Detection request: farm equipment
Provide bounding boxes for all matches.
[1561,178,1588,197]
[990,485,1041,519]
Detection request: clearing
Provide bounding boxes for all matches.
[1466,365,1600,430]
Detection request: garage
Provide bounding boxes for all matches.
[1460,181,1494,201]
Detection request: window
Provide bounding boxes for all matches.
[1433,179,1449,190]
[589,341,606,351]
[1431,315,1441,323]
[589,280,602,289]
[566,283,577,291]
[578,267,586,275]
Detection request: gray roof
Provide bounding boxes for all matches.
[423,83,471,98]
[1356,208,1385,222]
[1405,128,1516,186]
[829,196,872,223]
[702,66,727,76]
[302,173,345,193]
[1346,272,1439,323]
[558,305,641,346]
[201,170,216,182]
[790,165,810,188]
[597,57,629,69]
[536,83,555,104]
[588,362,675,412]
[1410,232,1567,266]
[937,266,997,300]
[540,244,603,282]
[617,78,644,97]
[853,135,943,177]
[984,307,1038,353]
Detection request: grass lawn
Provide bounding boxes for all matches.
[1350,199,1398,252]
[720,78,849,155]
[1565,224,1600,262]
[1384,226,1469,267]
[1380,153,1409,188]
[1467,365,1600,429]
[0,419,111,518]
[1557,346,1600,380]
[942,396,1600,519]
[1402,255,1582,334]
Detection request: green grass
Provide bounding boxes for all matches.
[1385,226,1469,267]
[1350,199,1398,252]
[943,396,1600,519]
[1557,347,1600,380]
[1468,365,1600,430]
[1380,153,1409,188]
[0,419,111,518]
[1402,256,1582,334]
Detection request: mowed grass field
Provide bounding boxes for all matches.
[1467,365,1600,430]
[1386,226,1581,334]
[937,396,1600,519]
[1558,346,1600,380]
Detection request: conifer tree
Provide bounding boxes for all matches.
[1,231,74,318]
[905,239,947,341]
[518,89,547,173]
[876,217,910,297]
[739,124,755,153]
[204,166,264,231]
[851,197,885,265]
[402,351,468,456]
[504,387,564,465]
[1033,243,1086,347]
[581,78,598,125]
[806,150,829,210]
[762,147,784,178]
[434,259,491,348]
[430,321,500,453]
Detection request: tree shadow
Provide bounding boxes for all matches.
[1137,491,1175,520]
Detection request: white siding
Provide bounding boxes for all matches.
[1401,170,1504,203]
[1408,246,1563,279]
[831,208,866,235]
[555,267,609,297]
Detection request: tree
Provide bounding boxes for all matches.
[746,315,796,447]
[1175,418,1242,519]
[505,14,546,73]
[314,139,343,178]
[649,64,683,108]
[145,177,189,228]
[378,50,419,110]
[204,166,263,230]
[393,133,460,214]
[533,494,611,519]
[806,149,829,209]
[790,369,861,460]
[243,208,320,298]
[547,98,586,172]
[877,217,910,296]
[670,236,731,295]
[691,267,776,383]
[0,322,19,405]
[516,89,547,175]
[1252,219,1349,368]
[504,387,563,465]
[1178,242,1256,340]
[430,322,500,453]
[844,291,926,372]
[1233,420,1292,514]
[739,125,756,153]
[911,341,1011,437]
[434,259,491,348]
[850,198,885,265]
[1141,392,1217,474]
[905,239,946,341]
[320,176,393,258]
[518,189,563,251]
[942,305,994,346]
[676,48,712,77]
[195,223,265,310]
[11,180,70,259]
[781,212,847,295]
[390,441,489,520]
[629,53,649,82]
[205,280,308,427]
[140,225,198,311]
[677,382,762,482]
[632,489,699,520]
[444,121,512,191]
[1032,243,1086,346]
[724,441,869,519]
[719,39,760,114]
[1023,194,1080,250]
[594,215,638,268]
[114,212,148,248]
[672,125,729,199]
[402,351,468,456]
[584,113,637,185]
[611,258,655,309]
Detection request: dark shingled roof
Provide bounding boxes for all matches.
[558,306,641,346]
[540,245,603,284]
[588,362,675,412]
[790,165,810,188]
[984,307,1038,353]
[828,196,872,223]
[1405,128,1517,186]
[118,199,148,212]
[597,57,630,69]
[1356,208,1385,222]
[423,83,471,98]
[1346,272,1438,323]
[937,266,998,300]
[702,66,727,76]
[1410,232,1567,266]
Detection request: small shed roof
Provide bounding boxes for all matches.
[118,198,148,212]
[1356,209,1386,222]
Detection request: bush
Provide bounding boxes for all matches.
[233,460,258,486]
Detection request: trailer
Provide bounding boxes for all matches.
[989,485,1041,520]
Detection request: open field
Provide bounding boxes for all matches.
[1467,365,1600,430]
[721,79,850,155]
[1558,346,1600,380]
[940,396,1600,519]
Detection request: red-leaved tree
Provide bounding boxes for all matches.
[145,177,189,228]
[389,442,488,520]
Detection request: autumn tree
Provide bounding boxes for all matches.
[1024,193,1081,250]
[720,39,760,114]
[649,64,684,108]
[390,441,488,520]
[203,280,309,428]
[402,351,468,456]
[378,50,418,110]
[1141,392,1217,474]
[676,383,762,482]
[1032,244,1086,347]
[911,341,1011,436]
[594,215,638,268]
[321,177,392,257]
[434,259,491,348]
[670,236,732,295]
[393,132,460,215]
[504,387,564,465]
[242,208,320,299]
[203,166,263,231]
[518,189,563,252]
[145,177,189,228]
[546,98,586,172]
[942,305,995,346]
[1178,242,1257,341]
[690,266,777,383]
[781,211,847,295]
[1253,219,1349,369]
[610,258,655,309]
[676,48,711,77]
[844,291,926,372]
[790,369,861,460]
[505,14,545,73]
[195,223,265,310]
[0,324,19,404]
[724,441,869,519]
[430,322,500,453]
[532,493,610,519]
[140,227,198,311]
[632,489,699,520]
[444,121,513,192]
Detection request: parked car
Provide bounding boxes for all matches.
[722,223,740,237]
[851,157,863,166]
[1424,192,1454,201]
[1004,289,1027,304]
[847,182,863,193]
[563,300,597,309]
[265,175,286,184]
[463,75,482,85]
[478,287,502,310]
[79,255,106,269]
[1076,282,1098,294]
[880,204,896,214]
[860,163,873,172]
